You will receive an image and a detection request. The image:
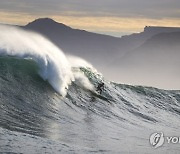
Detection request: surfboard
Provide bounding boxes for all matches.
[89,90,111,102]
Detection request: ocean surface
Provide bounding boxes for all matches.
[0,25,180,154]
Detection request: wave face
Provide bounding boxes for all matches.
[0,27,180,154]
[0,25,75,96]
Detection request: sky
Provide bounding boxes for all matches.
[0,0,180,37]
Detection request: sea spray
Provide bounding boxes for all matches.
[0,25,95,96]
[0,25,73,96]
[67,55,96,91]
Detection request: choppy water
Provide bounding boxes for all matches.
[0,57,180,153]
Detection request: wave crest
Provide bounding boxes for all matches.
[0,25,94,96]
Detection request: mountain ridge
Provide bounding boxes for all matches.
[23,18,180,66]
[1,18,179,89]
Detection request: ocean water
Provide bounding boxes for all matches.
[0,25,180,154]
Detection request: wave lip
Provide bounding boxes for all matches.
[0,25,74,96]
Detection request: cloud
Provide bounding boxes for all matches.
[0,0,180,18]
[0,0,180,36]
[1,11,180,37]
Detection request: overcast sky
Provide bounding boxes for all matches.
[0,0,180,36]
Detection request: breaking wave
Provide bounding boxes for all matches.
[0,25,180,154]
[0,25,94,96]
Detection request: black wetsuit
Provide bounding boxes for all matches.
[97,83,104,94]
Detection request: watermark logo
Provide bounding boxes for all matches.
[150,132,180,148]
[150,132,165,148]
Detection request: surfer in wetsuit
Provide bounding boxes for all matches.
[96,82,104,94]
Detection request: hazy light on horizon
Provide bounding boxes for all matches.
[0,0,180,37]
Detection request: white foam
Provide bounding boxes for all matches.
[67,55,96,91]
[0,25,73,96]
[0,25,95,96]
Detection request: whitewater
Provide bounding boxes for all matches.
[0,25,180,154]
[0,25,94,96]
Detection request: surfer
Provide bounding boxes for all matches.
[96,82,104,94]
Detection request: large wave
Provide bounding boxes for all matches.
[0,25,180,154]
[0,25,94,96]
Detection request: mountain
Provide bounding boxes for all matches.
[120,26,180,51]
[111,32,180,89]
[23,18,123,68]
[20,18,180,89]
[23,18,180,68]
